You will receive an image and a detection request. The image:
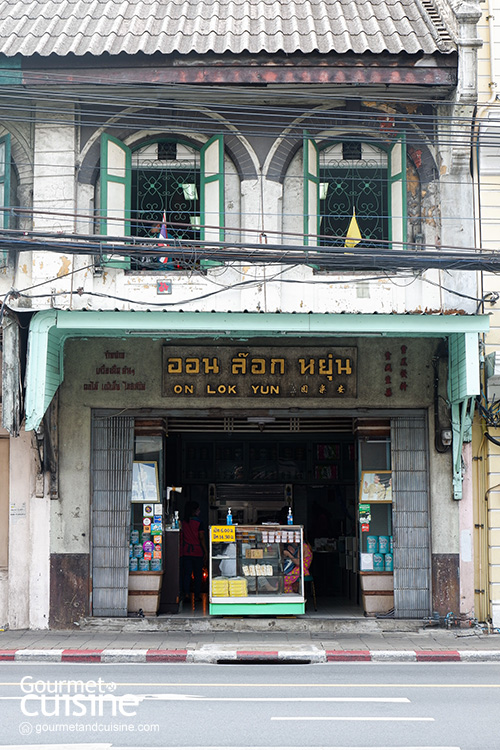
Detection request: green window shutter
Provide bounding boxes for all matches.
[0,133,11,265]
[100,134,131,269]
[200,134,224,268]
[0,133,11,229]
[303,133,319,247]
[388,132,407,251]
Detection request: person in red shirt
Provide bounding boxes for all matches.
[180,501,208,602]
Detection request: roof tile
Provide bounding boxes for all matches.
[0,0,455,58]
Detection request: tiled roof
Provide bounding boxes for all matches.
[0,0,455,58]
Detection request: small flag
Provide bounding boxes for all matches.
[157,211,172,263]
[344,207,362,248]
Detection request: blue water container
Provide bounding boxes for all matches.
[390,536,394,552]
[367,535,378,553]
[150,559,162,571]
[379,536,390,554]
[373,553,384,571]
[129,557,138,571]
[130,530,139,544]
[138,558,150,571]
[133,544,143,559]
[385,553,394,571]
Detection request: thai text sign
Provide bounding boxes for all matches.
[162,347,357,399]
[211,525,236,543]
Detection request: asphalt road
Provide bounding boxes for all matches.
[0,662,499,749]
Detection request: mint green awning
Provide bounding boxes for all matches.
[24,309,489,432]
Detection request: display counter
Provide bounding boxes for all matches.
[209,524,305,615]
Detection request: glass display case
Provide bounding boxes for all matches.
[128,459,164,615]
[358,470,393,572]
[209,525,305,615]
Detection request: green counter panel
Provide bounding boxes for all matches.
[209,601,305,615]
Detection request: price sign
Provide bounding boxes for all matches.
[211,525,236,543]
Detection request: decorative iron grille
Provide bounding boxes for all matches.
[319,158,388,248]
[131,155,200,270]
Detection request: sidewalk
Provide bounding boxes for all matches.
[2,626,500,663]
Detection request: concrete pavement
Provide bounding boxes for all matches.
[2,625,500,663]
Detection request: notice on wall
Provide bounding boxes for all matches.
[360,553,374,571]
[211,525,236,543]
[359,504,371,523]
[162,346,357,400]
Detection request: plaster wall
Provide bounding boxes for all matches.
[54,335,455,560]
[4,110,479,316]
[429,420,459,555]
[7,431,45,629]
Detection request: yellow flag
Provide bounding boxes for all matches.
[344,207,362,248]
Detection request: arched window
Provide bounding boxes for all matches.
[99,134,224,269]
[304,134,406,251]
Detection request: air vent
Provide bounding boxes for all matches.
[165,416,353,433]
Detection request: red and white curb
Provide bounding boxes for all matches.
[1,647,500,663]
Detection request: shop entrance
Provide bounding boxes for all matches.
[165,418,365,612]
[91,411,432,620]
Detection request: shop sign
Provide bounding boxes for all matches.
[211,525,236,543]
[162,347,357,399]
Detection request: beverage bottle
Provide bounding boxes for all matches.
[287,507,293,525]
[174,510,179,529]
[226,507,233,525]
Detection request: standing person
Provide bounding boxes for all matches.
[180,501,207,602]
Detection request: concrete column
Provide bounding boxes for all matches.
[31,103,77,305]
[7,431,37,629]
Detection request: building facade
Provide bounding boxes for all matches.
[472,0,500,628]
[0,0,487,628]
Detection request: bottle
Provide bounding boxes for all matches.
[173,510,179,529]
[226,507,233,525]
[287,507,293,525]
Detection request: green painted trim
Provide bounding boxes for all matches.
[388,131,407,249]
[200,134,224,268]
[100,133,131,269]
[303,132,319,247]
[27,309,490,337]
[0,133,11,233]
[24,309,489,433]
[451,398,471,500]
[209,601,305,615]
[0,55,22,85]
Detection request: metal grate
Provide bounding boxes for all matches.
[91,415,134,617]
[391,414,431,619]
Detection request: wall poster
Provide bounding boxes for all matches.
[132,461,160,504]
